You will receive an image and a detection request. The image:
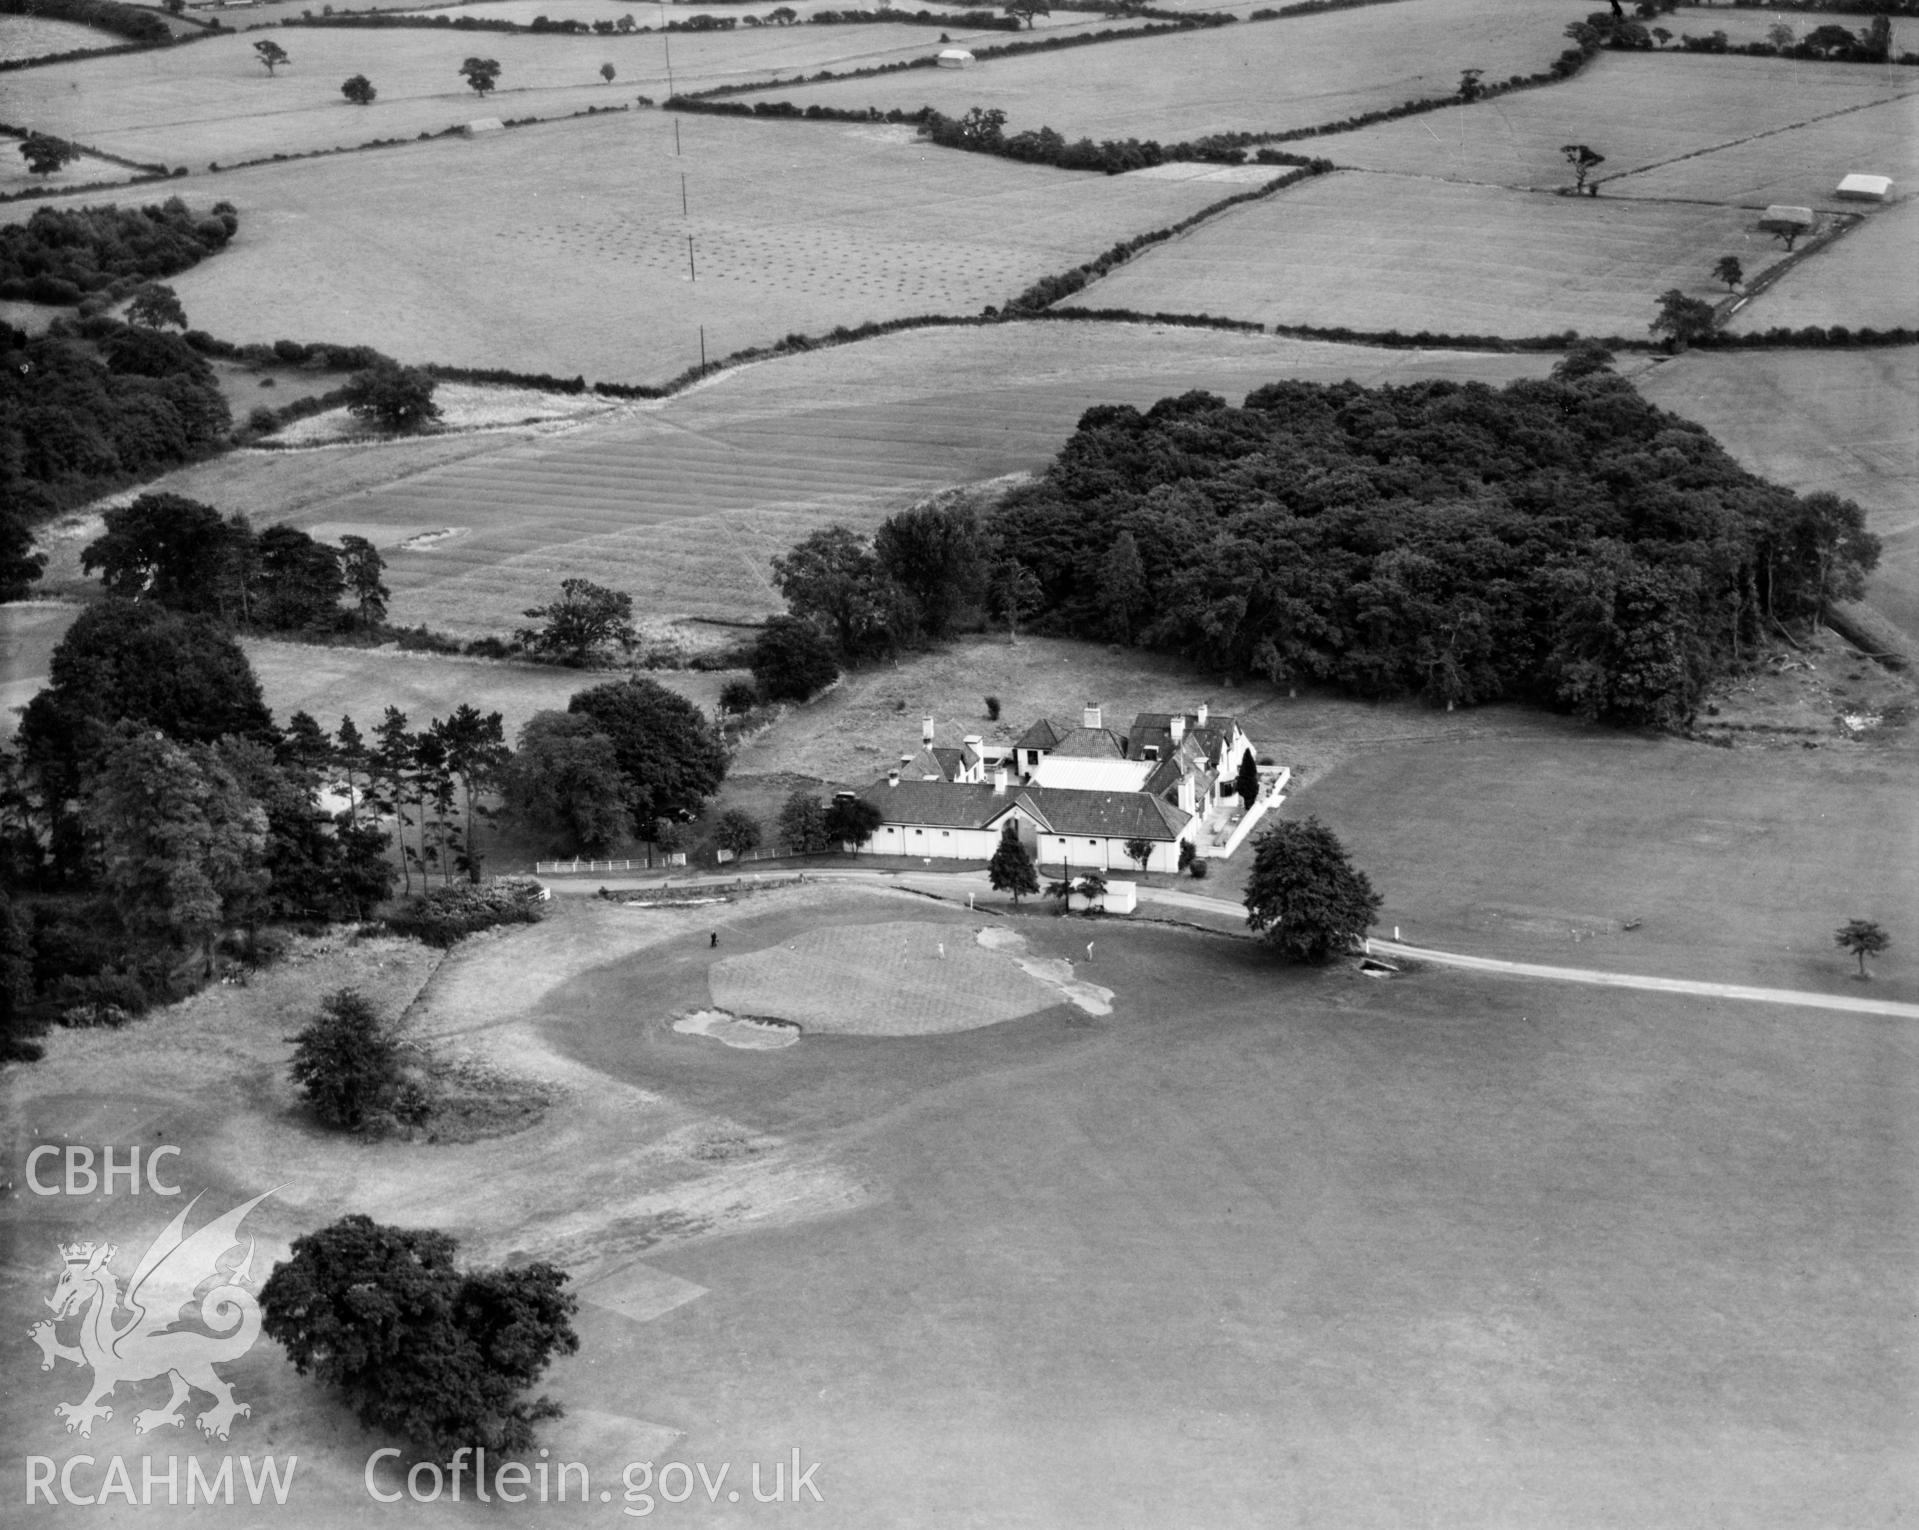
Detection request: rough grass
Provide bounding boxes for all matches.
[1063,172,1791,336]
[738,0,1577,143]
[1637,345,1919,644]
[0,15,117,61]
[1310,51,1918,192]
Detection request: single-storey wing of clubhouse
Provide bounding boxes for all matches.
[852,771,1198,874]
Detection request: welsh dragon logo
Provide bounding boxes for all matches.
[29,1189,276,1441]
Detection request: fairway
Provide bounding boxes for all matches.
[1295,729,1919,1003]
[1639,346,1919,643]
[739,0,1577,142]
[158,321,1554,635]
[125,111,1256,383]
[1310,51,1919,191]
[1062,172,1788,336]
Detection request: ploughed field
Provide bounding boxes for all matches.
[734,0,1578,143]
[107,111,1264,383]
[1060,173,1793,336]
[132,324,1554,636]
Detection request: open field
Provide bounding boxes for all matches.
[415,0,1112,24]
[57,112,1270,383]
[11,874,1912,1526]
[1063,172,1789,335]
[1294,725,1918,1002]
[0,18,1091,167]
[1606,90,1919,209]
[737,0,1576,142]
[1311,51,1919,194]
[0,133,136,197]
[1639,346,1919,644]
[0,15,119,60]
[1730,200,1919,331]
[71,323,1554,635]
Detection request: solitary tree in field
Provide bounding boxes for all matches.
[1457,67,1485,102]
[1560,143,1604,196]
[341,73,376,105]
[616,12,636,30]
[1650,288,1716,351]
[461,57,502,97]
[516,578,636,667]
[768,4,797,21]
[125,282,187,330]
[599,61,616,84]
[18,133,79,177]
[990,825,1040,904]
[1243,817,1382,964]
[1004,0,1050,25]
[1712,255,1744,292]
[1765,21,1795,48]
[289,987,403,1131]
[260,1216,579,1459]
[1834,919,1890,979]
[1803,22,1859,57]
[254,39,291,75]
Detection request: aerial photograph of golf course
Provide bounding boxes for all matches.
[1,0,1914,1521]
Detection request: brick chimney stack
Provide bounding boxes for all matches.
[1083,703,1101,729]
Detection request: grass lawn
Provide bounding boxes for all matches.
[1293,725,1918,1002]
[1638,345,1919,644]
[79,322,1551,637]
[0,18,1059,168]
[737,0,1577,142]
[1309,51,1918,193]
[9,880,1910,1527]
[99,111,1264,384]
[1062,171,1789,336]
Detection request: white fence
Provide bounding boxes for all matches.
[536,854,686,875]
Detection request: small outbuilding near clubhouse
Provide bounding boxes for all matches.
[936,48,975,68]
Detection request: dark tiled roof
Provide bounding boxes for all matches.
[858,778,1192,841]
[1020,787,1191,841]
[931,746,968,780]
[1047,726,1127,759]
[1128,712,1239,768]
[1014,717,1068,751]
[859,778,1021,829]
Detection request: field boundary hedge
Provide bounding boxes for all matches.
[280,7,1024,34]
[205,101,630,175]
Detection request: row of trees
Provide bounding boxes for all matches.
[82,493,391,633]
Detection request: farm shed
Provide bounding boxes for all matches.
[1834,174,1892,201]
[467,118,505,136]
[935,48,975,68]
[1758,205,1815,237]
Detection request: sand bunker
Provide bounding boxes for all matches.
[709,921,1112,1036]
[672,1008,800,1050]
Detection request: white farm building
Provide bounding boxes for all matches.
[935,48,975,68]
[848,703,1284,872]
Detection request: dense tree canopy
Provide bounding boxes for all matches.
[566,678,726,832]
[19,602,276,805]
[749,615,840,702]
[503,712,630,855]
[516,578,635,667]
[0,200,237,303]
[260,1215,579,1459]
[1243,817,1382,964]
[985,373,1878,728]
